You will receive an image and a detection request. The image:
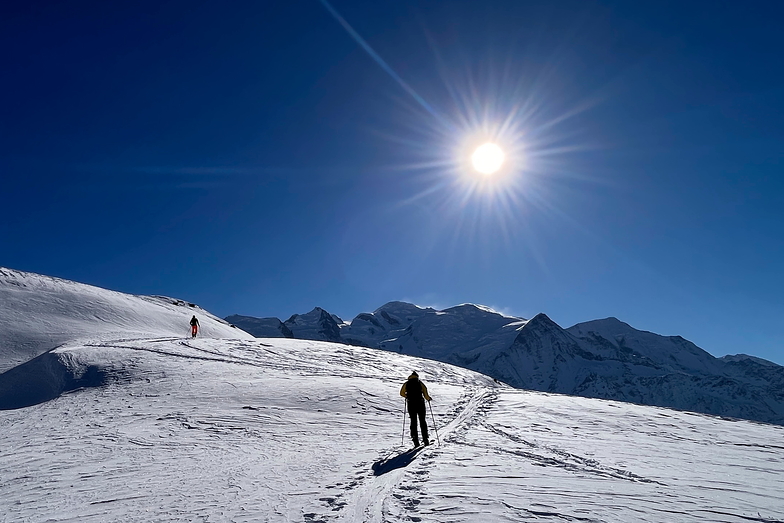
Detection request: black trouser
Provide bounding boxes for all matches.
[408,400,429,444]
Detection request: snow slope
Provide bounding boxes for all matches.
[1,271,783,521]
[1,337,783,522]
[0,267,253,373]
[566,317,725,376]
[231,302,784,426]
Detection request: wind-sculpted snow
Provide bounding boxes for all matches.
[0,348,107,409]
[0,267,253,372]
[1,337,783,522]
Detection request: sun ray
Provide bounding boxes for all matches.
[319,2,608,266]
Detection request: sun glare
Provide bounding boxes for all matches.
[471,143,505,175]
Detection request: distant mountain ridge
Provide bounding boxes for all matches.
[228,302,784,426]
[224,314,293,338]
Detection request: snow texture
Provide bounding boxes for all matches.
[1,268,784,521]
[230,302,784,426]
[0,267,253,374]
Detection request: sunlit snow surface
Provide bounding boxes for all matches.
[2,338,783,522]
[0,267,254,373]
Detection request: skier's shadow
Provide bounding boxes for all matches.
[371,448,422,476]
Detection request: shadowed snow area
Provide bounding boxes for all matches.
[0,349,107,410]
[1,268,784,521]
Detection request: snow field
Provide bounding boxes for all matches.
[0,338,493,522]
[1,336,783,522]
[419,392,784,521]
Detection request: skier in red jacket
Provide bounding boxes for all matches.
[190,315,199,338]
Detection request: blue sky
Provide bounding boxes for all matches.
[2,1,783,363]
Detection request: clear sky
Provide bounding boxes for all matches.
[2,1,783,363]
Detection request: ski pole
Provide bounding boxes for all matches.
[401,399,407,446]
[428,400,440,446]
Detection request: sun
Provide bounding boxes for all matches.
[471,142,505,175]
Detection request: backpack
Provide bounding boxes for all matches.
[406,378,423,402]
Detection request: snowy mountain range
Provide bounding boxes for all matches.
[2,268,783,521]
[228,302,784,426]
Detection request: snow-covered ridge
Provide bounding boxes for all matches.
[231,303,784,426]
[0,267,253,373]
[720,353,781,366]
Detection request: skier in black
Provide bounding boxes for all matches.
[400,371,432,447]
[190,315,199,338]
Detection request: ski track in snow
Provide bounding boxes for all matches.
[1,337,784,522]
[320,388,494,523]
